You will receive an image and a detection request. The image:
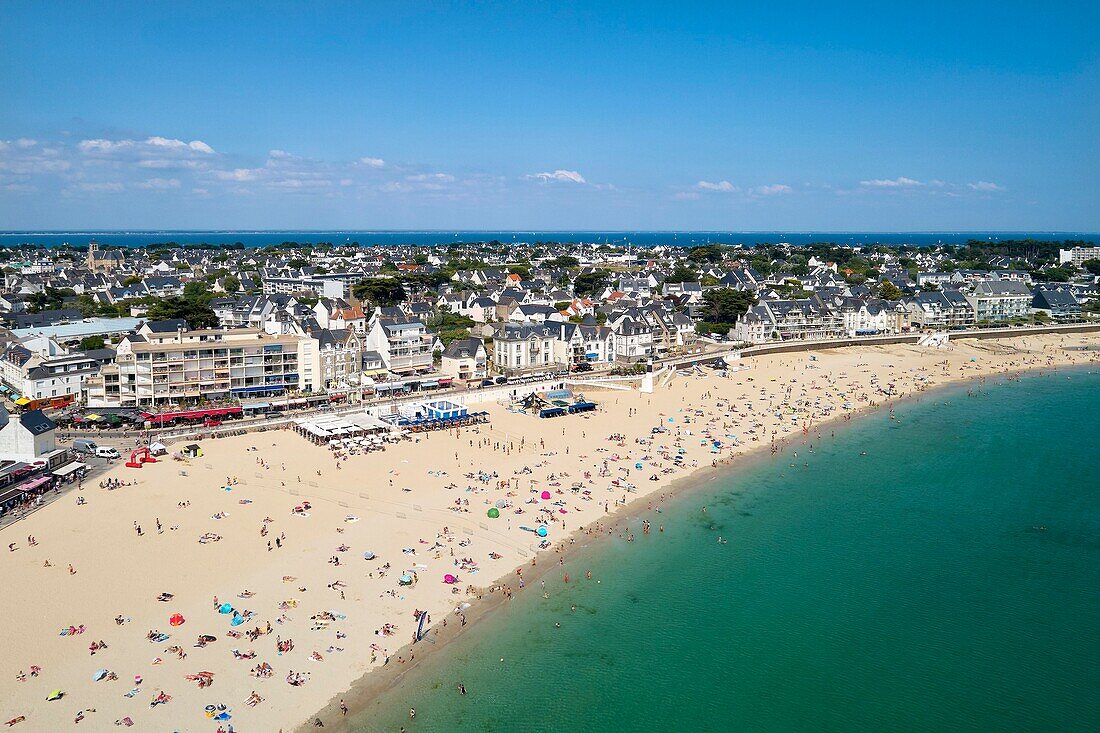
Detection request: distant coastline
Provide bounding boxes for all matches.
[1,230,1097,249]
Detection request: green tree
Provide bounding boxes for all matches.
[544,255,579,268]
[146,297,218,328]
[1083,259,1100,276]
[686,244,726,264]
[573,269,612,297]
[668,262,697,283]
[223,274,241,294]
[79,335,105,351]
[183,280,213,303]
[878,281,903,300]
[352,277,407,307]
[123,275,142,286]
[700,288,756,326]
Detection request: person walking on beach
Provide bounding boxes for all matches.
[340,700,348,716]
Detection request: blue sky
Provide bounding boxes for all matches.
[1,1,1097,230]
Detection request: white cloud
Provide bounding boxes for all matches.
[78,138,136,154]
[528,169,586,184]
[968,181,1006,192]
[860,176,924,188]
[15,138,37,148]
[696,180,738,192]
[359,157,385,168]
[751,183,792,195]
[673,192,701,201]
[145,136,215,154]
[137,177,181,190]
[407,172,456,183]
[213,168,263,182]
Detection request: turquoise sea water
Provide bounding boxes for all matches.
[355,369,1100,733]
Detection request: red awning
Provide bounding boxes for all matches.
[17,475,52,492]
[141,407,242,422]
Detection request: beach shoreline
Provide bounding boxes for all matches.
[2,333,1097,733]
[296,341,1099,732]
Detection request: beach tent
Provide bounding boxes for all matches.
[218,603,233,614]
[46,689,64,701]
[362,551,376,560]
[487,507,500,519]
[92,669,108,681]
[540,490,551,500]
[443,574,457,584]
[536,526,548,537]
[148,442,168,456]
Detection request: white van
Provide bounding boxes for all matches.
[72,438,98,455]
[94,446,121,460]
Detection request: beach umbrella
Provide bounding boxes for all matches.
[218,603,233,614]
[362,551,376,560]
[487,508,500,519]
[635,462,643,469]
[398,574,413,586]
[443,573,457,584]
[494,499,507,508]
[169,613,185,626]
[536,526,548,537]
[92,669,108,681]
[230,615,245,626]
[46,689,64,701]
[540,490,551,500]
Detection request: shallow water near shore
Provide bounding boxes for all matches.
[350,369,1100,733]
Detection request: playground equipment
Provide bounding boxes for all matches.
[126,446,159,469]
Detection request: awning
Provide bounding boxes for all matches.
[17,475,52,492]
[0,486,26,505]
[53,462,88,478]
[14,396,31,406]
[241,402,271,410]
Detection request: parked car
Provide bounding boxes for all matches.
[573,362,593,372]
[95,446,121,460]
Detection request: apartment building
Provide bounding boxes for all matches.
[364,317,436,375]
[85,322,304,407]
[966,281,1033,322]
[1059,246,1099,266]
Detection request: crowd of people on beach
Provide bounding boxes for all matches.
[0,335,1095,729]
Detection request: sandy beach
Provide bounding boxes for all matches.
[1,333,1097,732]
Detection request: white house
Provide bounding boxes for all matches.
[0,407,57,462]
[440,337,487,381]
